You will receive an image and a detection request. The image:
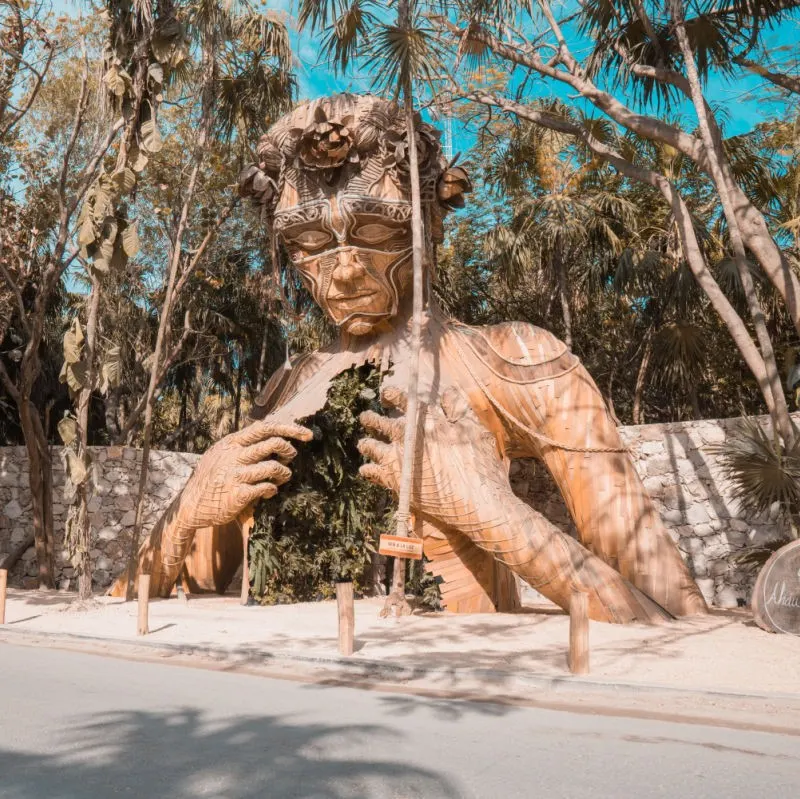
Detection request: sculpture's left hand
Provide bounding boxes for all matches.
[358,386,513,534]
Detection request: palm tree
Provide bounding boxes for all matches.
[485,110,637,351]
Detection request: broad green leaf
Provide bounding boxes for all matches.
[141,119,163,154]
[121,221,140,257]
[63,319,84,363]
[65,449,88,486]
[65,361,89,393]
[57,415,78,446]
[103,66,125,96]
[101,345,122,392]
[78,215,95,246]
[148,62,164,87]
[129,145,149,172]
[112,167,137,194]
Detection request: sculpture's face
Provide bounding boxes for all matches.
[276,195,413,336]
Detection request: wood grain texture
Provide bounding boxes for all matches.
[569,589,589,674]
[336,581,355,656]
[751,539,800,634]
[137,574,150,635]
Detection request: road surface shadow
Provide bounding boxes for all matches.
[0,707,460,799]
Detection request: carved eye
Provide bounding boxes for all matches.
[353,223,397,244]
[291,230,333,250]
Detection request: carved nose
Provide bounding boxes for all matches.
[332,249,365,283]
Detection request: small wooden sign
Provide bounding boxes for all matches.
[379,534,423,560]
[752,539,800,635]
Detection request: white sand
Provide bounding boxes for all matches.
[3,590,799,696]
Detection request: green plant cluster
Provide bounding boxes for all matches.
[247,366,393,604]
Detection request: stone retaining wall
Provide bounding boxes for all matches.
[0,446,200,590]
[0,412,791,603]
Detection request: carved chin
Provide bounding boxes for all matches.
[342,316,384,336]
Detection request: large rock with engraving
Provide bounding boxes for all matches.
[751,540,800,635]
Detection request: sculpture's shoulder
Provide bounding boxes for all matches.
[445,320,579,382]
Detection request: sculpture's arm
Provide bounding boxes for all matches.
[445,322,707,618]
[358,386,670,623]
[112,419,312,597]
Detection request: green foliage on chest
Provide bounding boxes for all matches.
[248,366,392,603]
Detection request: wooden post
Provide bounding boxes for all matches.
[0,569,7,625]
[239,510,255,606]
[335,580,355,656]
[137,574,151,636]
[569,588,589,675]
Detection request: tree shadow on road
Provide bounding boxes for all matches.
[0,707,460,799]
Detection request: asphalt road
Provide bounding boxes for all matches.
[0,644,797,799]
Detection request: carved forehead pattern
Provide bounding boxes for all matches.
[239,93,467,232]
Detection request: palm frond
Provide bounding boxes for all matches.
[713,415,800,529]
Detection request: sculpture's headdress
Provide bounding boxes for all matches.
[239,93,470,242]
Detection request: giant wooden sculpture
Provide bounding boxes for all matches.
[112,94,708,624]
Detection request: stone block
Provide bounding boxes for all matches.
[3,499,23,519]
[691,552,708,576]
[646,458,673,477]
[713,586,741,608]
[661,508,684,525]
[115,495,135,511]
[701,426,726,445]
[684,504,709,525]
[119,510,137,526]
[695,578,715,603]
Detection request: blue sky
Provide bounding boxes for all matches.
[52,0,799,149]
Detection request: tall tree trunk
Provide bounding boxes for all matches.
[256,325,270,394]
[672,1,794,446]
[233,343,243,432]
[75,273,100,599]
[388,0,426,611]
[689,383,701,420]
[553,245,572,350]
[633,328,654,425]
[179,389,188,450]
[18,399,54,588]
[124,39,215,600]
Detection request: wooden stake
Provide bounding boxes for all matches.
[0,569,7,625]
[239,510,255,606]
[335,580,355,656]
[569,588,589,675]
[137,574,151,636]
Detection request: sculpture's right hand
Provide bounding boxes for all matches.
[174,420,313,530]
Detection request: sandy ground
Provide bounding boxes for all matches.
[3,589,799,698]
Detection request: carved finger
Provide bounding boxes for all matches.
[235,421,313,447]
[359,463,398,493]
[238,461,292,486]
[240,437,298,465]
[238,481,278,506]
[380,386,408,413]
[357,436,394,465]
[359,410,404,442]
